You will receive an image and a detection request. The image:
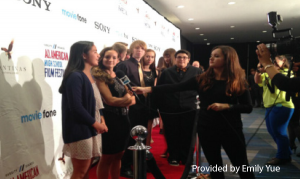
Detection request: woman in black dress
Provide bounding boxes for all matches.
[92,47,135,179]
[141,49,158,147]
[134,46,255,179]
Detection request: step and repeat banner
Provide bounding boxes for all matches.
[0,0,180,178]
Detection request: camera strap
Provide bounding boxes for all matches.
[265,76,275,93]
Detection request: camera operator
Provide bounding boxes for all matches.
[256,43,300,92]
[255,51,295,165]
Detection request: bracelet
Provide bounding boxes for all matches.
[264,64,274,70]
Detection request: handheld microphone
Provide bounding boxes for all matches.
[115,70,140,101]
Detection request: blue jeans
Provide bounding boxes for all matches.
[265,106,294,159]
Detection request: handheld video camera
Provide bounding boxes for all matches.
[265,12,300,59]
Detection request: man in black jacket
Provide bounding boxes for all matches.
[156,49,202,166]
[115,40,148,178]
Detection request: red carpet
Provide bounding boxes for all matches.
[89,126,185,179]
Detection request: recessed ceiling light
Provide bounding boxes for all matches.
[200,34,204,36]
[195,28,200,30]
[204,39,207,41]
[230,26,235,28]
[228,2,236,5]
[177,5,184,8]
[262,31,267,33]
[188,18,194,21]
[231,38,234,40]
[207,43,210,45]
[257,41,260,43]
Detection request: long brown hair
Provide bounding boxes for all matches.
[92,47,116,84]
[157,57,164,70]
[162,48,176,69]
[141,49,156,71]
[197,45,246,96]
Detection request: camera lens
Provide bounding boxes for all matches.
[265,43,277,55]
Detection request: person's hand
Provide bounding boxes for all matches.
[127,90,134,96]
[101,123,108,133]
[92,121,108,134]
[132,87,152,94]
[256,44,272,67]
[257,63,265,74]
[207,103,229,111]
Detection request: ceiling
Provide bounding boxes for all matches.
[144,0,300,45]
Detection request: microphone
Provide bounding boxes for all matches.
[115,70,140,101]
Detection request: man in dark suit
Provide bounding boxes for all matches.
[156,49,202,166]
[115,40,148,178]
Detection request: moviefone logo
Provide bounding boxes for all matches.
[21,109,56,123]
[62,9,87,23]
[19,0,51,11]
[115,31,128,39]
[95,21,111,34]
[10,166,39,179]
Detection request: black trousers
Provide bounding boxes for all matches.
[160,108,196,163]
[251,87,262,106]
[198,125,255,179]
[121,105,148,169]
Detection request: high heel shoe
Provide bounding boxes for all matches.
[291,146,297,154]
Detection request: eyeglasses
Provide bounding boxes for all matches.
[176,56,189,60]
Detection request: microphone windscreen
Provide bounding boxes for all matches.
[116,70,126,78]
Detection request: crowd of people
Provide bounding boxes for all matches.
[59,40,300,179]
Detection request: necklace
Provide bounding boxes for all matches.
[143,71,153,81]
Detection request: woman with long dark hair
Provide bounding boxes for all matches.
[59,41,108,179]
[134,46,255,179]
[92,47,135,179]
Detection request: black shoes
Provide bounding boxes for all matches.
[266,157,291,165]
[291,145,297,154]
[168,160,179,166]
[120,169,133,178]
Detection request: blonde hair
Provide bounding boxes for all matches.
[112,43,127,61]
[129,40,147,56]
[141,49,156,71]
[115,42,128,47]
[275,55,290,69]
